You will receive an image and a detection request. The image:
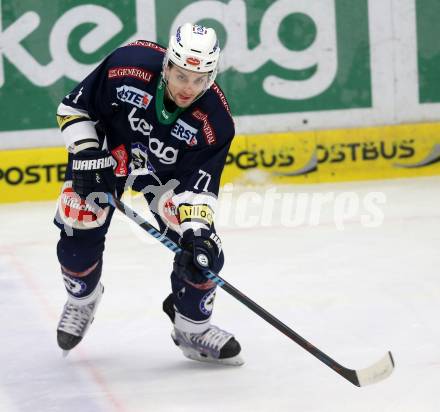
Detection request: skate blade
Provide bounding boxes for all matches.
[62,350,70,358]
[182,347,245,366]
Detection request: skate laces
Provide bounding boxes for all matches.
[58,302,95,336]
[191,326,232,351]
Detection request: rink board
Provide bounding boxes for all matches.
[222,122,440,185]
[1,123,440,203]
[0,147,68,203]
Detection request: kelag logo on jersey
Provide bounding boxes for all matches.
[171,119,198,146]
[116,85,153,110]
[128,107,152,136]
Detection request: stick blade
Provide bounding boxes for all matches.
[355,351,395,387]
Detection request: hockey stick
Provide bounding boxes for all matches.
[108,194,394,387]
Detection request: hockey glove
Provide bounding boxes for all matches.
[71,149,116,198]
[173,228,224,284]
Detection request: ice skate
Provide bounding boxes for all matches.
[57,282,104,353]
[163,293,244,366]
[171,325,244,366]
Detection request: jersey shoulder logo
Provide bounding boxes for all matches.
[108,66,153,83]
[192,109,216,145]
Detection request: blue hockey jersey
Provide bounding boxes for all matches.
[57,40,235,233]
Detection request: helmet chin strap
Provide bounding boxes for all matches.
[165,85,176,103]
[161,74,176,103]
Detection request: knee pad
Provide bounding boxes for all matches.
[57,229,106,272]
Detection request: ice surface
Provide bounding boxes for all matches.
[1,177,439,411]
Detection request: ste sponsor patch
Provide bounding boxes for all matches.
[177,203,214,226]
[171,119,198,146]
[116,85,153,110]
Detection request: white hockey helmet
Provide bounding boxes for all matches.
[165,23,220,87]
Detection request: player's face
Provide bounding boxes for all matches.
[165,66,209,108]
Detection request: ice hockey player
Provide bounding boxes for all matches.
[54,23,243,366]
